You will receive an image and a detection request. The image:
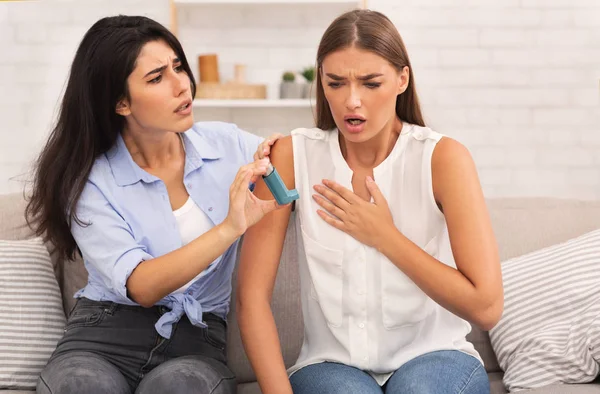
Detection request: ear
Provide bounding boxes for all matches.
[115,98,131,116]
[397,66,410,95]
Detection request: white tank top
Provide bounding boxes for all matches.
[172,197,216,294]
[288,124,482,384]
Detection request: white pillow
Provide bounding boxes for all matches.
[0,238,66,390]
[489,229,600,392]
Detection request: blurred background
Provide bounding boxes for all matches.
[0,0,598,198]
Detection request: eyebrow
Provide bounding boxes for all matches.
[143,58,182,78]
[325,73,383,81]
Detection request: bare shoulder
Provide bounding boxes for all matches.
[431,137,480,205]
[270,135,293,163]
[432,137,473,168]
[270,135,294,179]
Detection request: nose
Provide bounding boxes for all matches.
[345,86,361,110]
[173,69,190,97]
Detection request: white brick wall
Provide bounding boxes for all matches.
[0,0,599,199]
[373,0,600,199]
[0,0,170,194]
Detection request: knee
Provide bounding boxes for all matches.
[290,363,380,394]
[136,356,235,394]
[386,352,489,394]
[462,365,490,394]
[38,354,130,394]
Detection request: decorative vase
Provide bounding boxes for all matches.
[280,82,305,99]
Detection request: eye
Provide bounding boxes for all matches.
[365,82,381,89]
[328,82,342,88]
[149,74,162,84]
[174,64,183,73]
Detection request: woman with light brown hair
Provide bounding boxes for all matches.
[237,9,501,394]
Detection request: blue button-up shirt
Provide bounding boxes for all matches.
[71,121,262,338]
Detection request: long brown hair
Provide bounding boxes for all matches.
[26,15,196,262]
[315,9,425,130]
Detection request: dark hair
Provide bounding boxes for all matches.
[26,15,196,261]
[315,9,425,130]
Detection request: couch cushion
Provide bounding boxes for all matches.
[0,193,87,316]
[467,327,499,373]
[489,372,507,394]
[487,198,600,261]
[0,238,66,391]
[236,381,261,394]
[469,198,600,374]
[0,194,31,242]
[527,383,600,394]
[490,229,600,392]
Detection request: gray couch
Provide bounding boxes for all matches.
[2,192,600,394]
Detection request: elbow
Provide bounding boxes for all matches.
[128,289,156,308]
[473,297,504,331]
[125,278,157,308]
[134,296,156,309]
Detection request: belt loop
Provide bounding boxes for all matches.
[107,302,119,315]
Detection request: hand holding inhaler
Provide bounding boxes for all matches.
[250,134,300,206]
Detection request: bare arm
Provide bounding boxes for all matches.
[127,160,279,307]
[378,138,503,330]
[126,221,240,307]
[237,136,295,394]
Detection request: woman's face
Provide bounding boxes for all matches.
[321,46,409,143]
[116,40,194,134]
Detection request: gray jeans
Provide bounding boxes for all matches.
[37,298,235,394]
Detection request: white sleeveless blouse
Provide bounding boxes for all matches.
[288,124,482,384]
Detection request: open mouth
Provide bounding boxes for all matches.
[346,118,365,125]
[175,102,191,112]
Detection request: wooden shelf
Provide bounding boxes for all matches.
[192,99,313,108]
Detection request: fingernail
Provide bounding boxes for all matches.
[366,176,374,183]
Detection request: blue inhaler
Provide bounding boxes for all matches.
[263,163,299,205]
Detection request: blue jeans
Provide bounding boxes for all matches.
[290,350,489,394]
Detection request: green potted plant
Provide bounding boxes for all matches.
[280,71,304,99]
[300,66,316,99]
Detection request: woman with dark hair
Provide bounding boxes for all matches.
[238,9,502,394]
[28,15,283,394]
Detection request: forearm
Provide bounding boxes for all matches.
[127,222,240,307]
[378,226,500,329]
[238,300,293,394]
